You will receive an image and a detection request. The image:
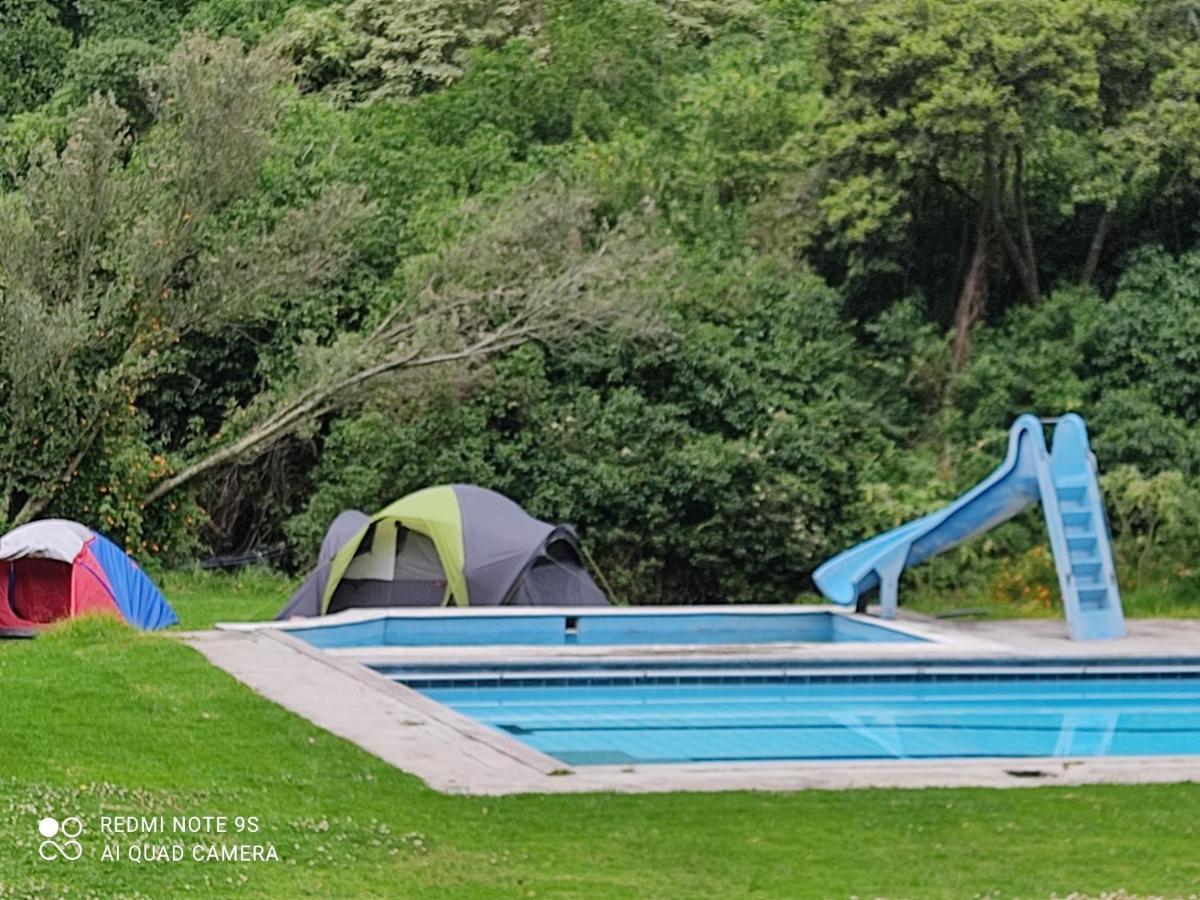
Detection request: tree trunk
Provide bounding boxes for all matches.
[953,203,990,368]
[1080,208,1111,288]
[991,147,1039,306]
[953,137,1002,367]
[1011,145,1040,305]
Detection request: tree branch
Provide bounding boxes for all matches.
[142,326,539,505]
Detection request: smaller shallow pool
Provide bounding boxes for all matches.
[287,610,925,649]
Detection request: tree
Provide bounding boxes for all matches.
[804,0,1198,364]
[0,0,71,117]
[0,34,369,532]
[1072,9,1200,287]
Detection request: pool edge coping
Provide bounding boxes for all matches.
[185,626,1200,796]
[263,627,568,775]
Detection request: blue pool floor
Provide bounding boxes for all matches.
[414,676,1200,765]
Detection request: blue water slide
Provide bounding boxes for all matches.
[813,414,1126,640]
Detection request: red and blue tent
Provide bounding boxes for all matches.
[0,520,177,631]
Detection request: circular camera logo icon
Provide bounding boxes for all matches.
[38,817,83,861]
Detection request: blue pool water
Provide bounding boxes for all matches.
[394,665,1200,765]
[290,611,922,649]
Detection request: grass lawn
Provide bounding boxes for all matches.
[1,577,1198,898]
[157,568,296,630]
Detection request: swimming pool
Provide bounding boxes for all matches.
[287,609,926,649]
[382,661,1200,765]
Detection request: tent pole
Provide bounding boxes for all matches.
[578,543,622,606]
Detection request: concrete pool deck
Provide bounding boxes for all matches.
[188,611,1200,795]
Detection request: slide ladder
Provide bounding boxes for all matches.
[1044,417,1125,640]
[813,414,1126,640]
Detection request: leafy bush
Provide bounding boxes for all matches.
[989,545,1058,614]
[1104,466,1200,587]
[69,0,192,43]
[893,248,1200,607]
[1098,249,1200,403]
[945,247,1200,477]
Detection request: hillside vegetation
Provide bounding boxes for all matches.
[2,0,1199,608]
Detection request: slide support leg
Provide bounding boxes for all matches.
[875,551,907,620]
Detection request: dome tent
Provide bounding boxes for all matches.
[0,520,177,631]
[278,485,609,618]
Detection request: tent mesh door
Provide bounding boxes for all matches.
[390,529,447,605]
[329,527,448,611]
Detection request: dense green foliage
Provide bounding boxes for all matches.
[2,0,1199,607]
[1,613,1198,897]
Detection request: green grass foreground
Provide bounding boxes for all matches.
[0,579,1198,897]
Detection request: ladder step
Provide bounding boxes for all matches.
[1055,480,1088,505]
[1055,476,1089,490]
[1062,511,1092,533]
[1078,587,1109,609]
[1067,536,1097,555]
[1072,562,1102,581]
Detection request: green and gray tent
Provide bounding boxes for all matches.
[277,485,608,618]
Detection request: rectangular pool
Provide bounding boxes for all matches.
[288,610,924,649]
[389,663,1200,765]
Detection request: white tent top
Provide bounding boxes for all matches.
[0,519,92,563]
